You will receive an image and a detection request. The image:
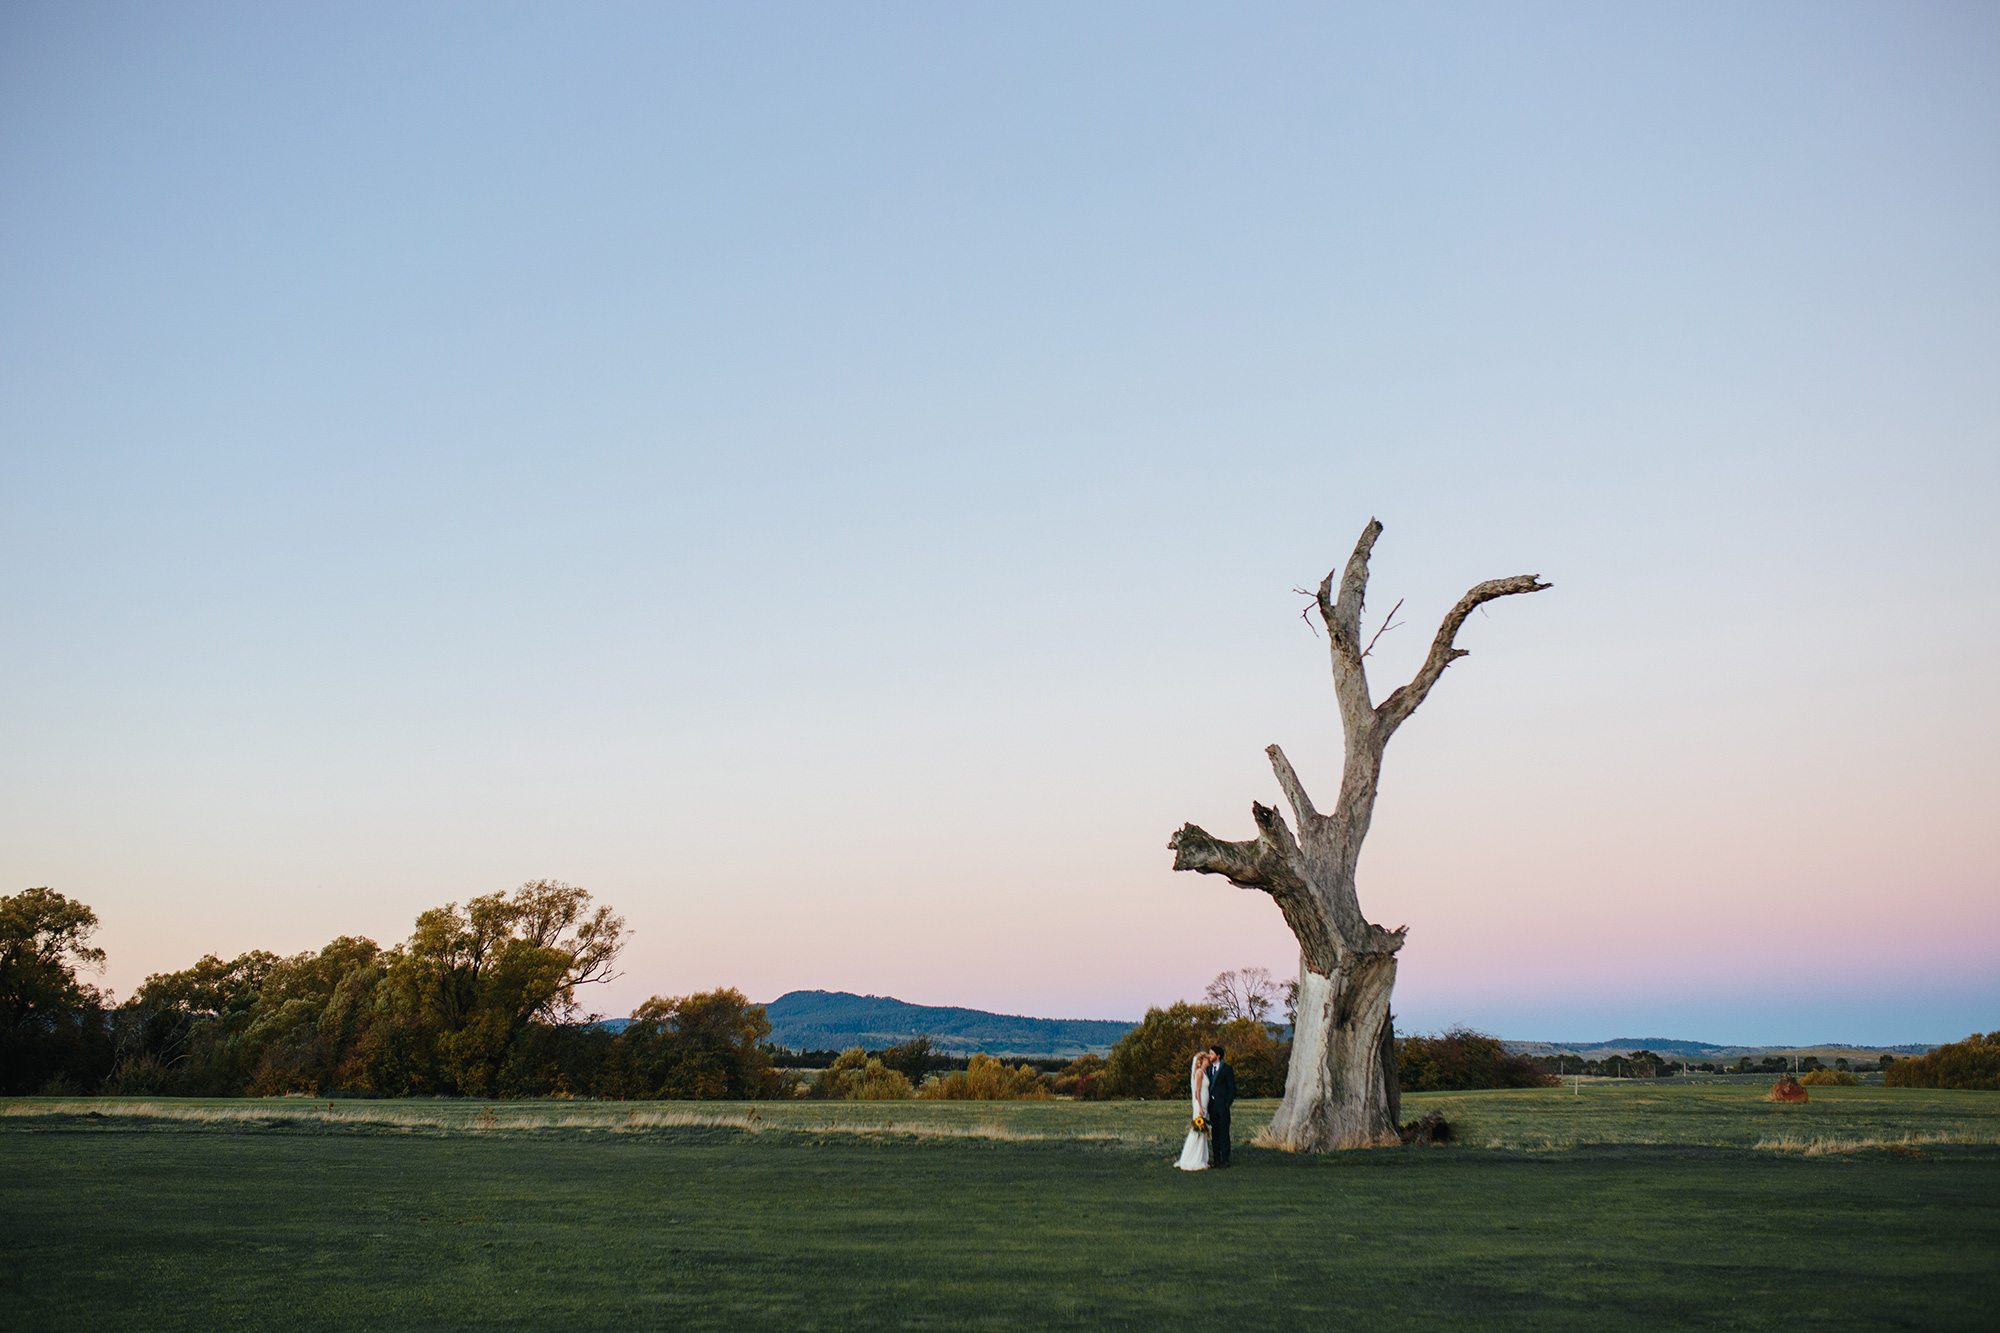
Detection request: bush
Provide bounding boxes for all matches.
[916,1053,1051,1100]
[808,1047,915,1100]
[1052,1053,1109,1100]
[1883,1033,2000,1091]
[1799,1068,1858,1086]
[1398,1028,1555,1092]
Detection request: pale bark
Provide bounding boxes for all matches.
[1168,519,1548,1151]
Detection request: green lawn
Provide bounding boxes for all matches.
[4,1085,1996,1331]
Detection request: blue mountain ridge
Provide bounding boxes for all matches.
[759,990,1136,1058]
[588,995,1935,1059]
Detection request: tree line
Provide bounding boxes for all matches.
[1884,1033,1998,1091]
[9,885,1645,1101]
[1,882,782,1099]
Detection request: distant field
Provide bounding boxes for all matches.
[4,1084,1996,1330]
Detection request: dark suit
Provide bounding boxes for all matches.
[1207,1060,1237,1166]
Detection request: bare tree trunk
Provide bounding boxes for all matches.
[1168,519,1548,1150]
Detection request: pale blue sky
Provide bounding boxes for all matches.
[3,3,1995,1042]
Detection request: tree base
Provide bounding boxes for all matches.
[1261,954,1401,1151]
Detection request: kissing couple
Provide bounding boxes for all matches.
[1175,1044,1236,1171]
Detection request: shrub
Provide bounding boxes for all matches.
[1799,1068,1858,1086]
[1052,1053,1109,1100]
[1398,1028,1555,1092]
[1883,1033,2000,1091]
[805,1047,914,1100]
[916,1053,1051,1100]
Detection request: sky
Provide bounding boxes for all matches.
[2,3,1995,1046]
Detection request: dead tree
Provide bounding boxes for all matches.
[1168,519,1548,1150]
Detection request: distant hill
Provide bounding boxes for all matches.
[760,990,1135,1058]
[1502,1037,1938,1058]
[596,998,1938,1062]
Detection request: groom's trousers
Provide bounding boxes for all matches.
[1211,1107,1231,1166]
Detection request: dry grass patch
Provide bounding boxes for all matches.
[1753,1131,1991,1156]
[0,1100,1152,1144]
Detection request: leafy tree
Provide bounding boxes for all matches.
[0,888,112,1093]
[1625,1050,1680,1079]
[605,988,782,1099]
[1397,1028,1554,1092]
[111,949,282,1094]
[240,937,387,1095]
[365,880,625,1095]
[106,880,627,1098]
[876,1035,950,1085]
[1101,1003,1288,1100]
[1884,1033,2000,1091]
[1104,1002,1225,1099]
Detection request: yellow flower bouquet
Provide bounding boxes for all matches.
[1191,1115,1209,1135]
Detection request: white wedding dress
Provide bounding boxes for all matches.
[1175,1057,1211,1171]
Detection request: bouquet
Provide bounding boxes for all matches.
[1191,1115,1209,1135]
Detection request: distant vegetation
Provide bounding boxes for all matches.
[917,1053,1055,1101]
[3,883,781,1100]
[1100,1001,1288,1100]
[1885,1033,2000,1091]
[1534,1050,1685,1079]
[1401,1029,1556,1091]
[9,885,1978,1103]
[1800,1068,1859,1086]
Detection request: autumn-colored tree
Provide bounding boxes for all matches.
[1052,1053,1109,1100]
[1884,1033,2000,1091]
[807,1046,917,1100]
[915,1052,1052,1100]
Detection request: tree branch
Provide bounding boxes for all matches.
[1168,805,1307,895]
[1360,598,1404,659]
[1316,518,1384,737]
[1265,744,1320,833]
[1374,573,1552,734]
[1169,804,1343,974]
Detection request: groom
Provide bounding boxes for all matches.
[1206,1044,1237,1167]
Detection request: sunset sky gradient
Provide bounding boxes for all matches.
[3,3,1995,1044]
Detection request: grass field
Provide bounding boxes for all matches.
[4,1084,1997,1330]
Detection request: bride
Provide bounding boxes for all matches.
[1175,1049,1214,1171]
